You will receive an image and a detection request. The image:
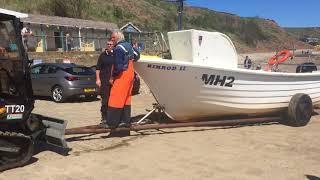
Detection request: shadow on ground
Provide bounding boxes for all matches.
[306,175,320,180]
[34,96,100,103]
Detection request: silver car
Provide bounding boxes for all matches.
[30,63,98,102]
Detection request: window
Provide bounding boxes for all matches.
[64,67,94,75]
[0,19,23,98]
[47,66,57,74]
[0,20,21,60]
[31,65,51,74]
[31,66,41,74]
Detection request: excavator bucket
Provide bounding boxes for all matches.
[40,115,69,150]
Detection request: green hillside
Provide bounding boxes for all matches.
[285,27,320,40]
[0,0,312,52]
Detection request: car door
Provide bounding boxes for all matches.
[43,65,59,96]
[30,65,43,95]
[31,64,52,96]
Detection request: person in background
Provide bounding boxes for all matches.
[131,39,141,61]
[21,23,33,52]
[104,31,136,131]
[96,40,115,126]
[256,64,262,70]
[243,56,252,69]
[66,33,73,52]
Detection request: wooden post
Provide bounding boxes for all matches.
[60,28,65,51]
[78,27,82,51]
[40,24,46,52]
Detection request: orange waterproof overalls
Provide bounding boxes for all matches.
[108,60,134,108]
[106,48,134,128]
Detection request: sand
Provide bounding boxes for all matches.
[1,51,320,179]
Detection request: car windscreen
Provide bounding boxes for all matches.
[64,67,95,75]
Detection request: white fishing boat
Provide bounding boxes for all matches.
[135,30,320,122]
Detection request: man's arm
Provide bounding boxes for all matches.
[96,70,101,87]
[112,47,125,77]
[21,28,33,36]
[133,47,140,62]
[96,54,103,87]
[21,28,26,36]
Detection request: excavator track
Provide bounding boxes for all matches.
[0,131,34,172]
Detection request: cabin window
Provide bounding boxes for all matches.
[0,20,21,60]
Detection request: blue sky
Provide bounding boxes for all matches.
[186,0,319,27]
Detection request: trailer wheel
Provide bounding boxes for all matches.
[287,93,313,127]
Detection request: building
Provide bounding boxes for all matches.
[21,14,119,52]
[120,22,169,53]
[120,22,142,44]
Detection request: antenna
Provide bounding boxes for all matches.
[163,0,186,30]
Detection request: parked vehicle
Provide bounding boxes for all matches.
[30,63,98,102]
[296,62,318,73]
[90,65,140,95]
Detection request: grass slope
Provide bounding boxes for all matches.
[0,0,312,52]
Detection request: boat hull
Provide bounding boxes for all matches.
[135,59,320,121]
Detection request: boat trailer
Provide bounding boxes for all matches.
[41,103,286,154]
[63,103,281,135]
[65,116,281,135]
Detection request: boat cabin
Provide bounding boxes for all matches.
[168,29,238,69]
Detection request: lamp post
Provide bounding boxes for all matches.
[163,0,185,31]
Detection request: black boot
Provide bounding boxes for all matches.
[106,107,122,128]
[118,105,131,128]
[99,106,107,126]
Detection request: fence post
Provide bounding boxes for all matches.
[78,27,82,51]
[65,34,68,52]
[98,36,101,50]
[40,24,46,52]
[60,29,65,51]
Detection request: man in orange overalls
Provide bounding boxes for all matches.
[103,31,136,129]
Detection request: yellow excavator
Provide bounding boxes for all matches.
[0,9,68,171]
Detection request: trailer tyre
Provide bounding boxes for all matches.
[287,93,313,127]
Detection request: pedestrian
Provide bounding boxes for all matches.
[66,33,73,51]
[21,23,33,52]
[96,40,115,126]
[243,56,252,69]
[103,31,136,130]
[131,39,141,61]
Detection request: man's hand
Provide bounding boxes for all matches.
[96,80,101,87]
[109,78,114,86]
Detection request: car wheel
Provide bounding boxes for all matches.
[52,86,65,103]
